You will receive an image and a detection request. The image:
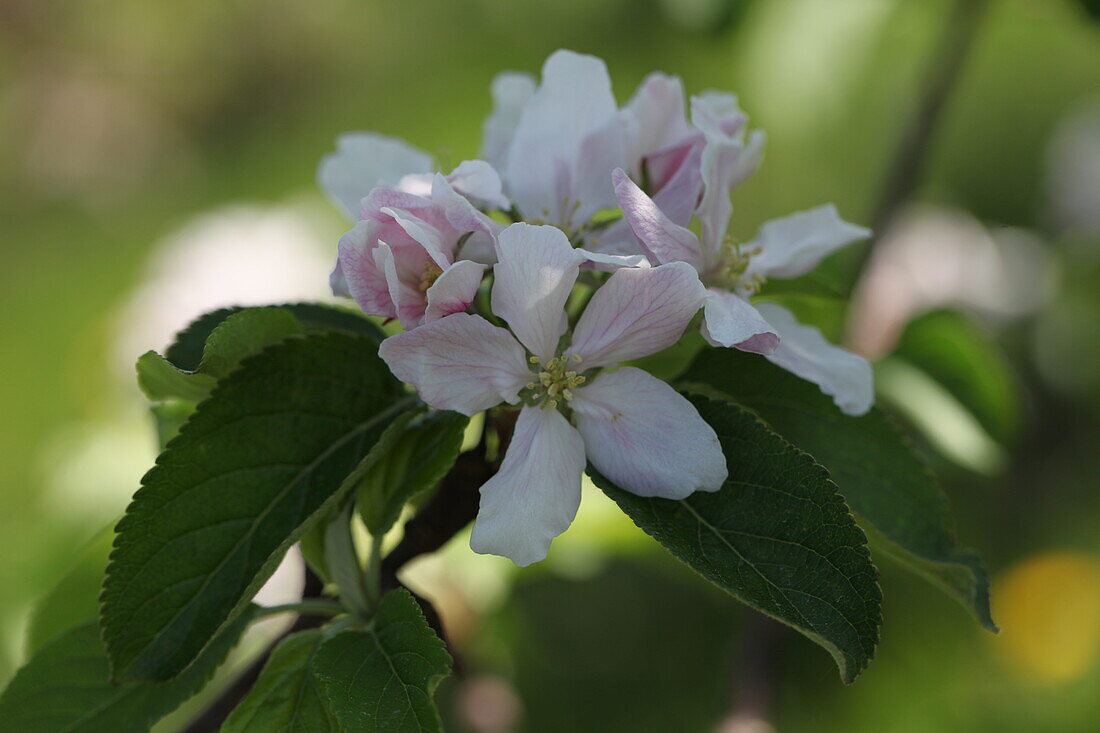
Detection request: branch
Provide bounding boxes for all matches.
[861,0,991,265]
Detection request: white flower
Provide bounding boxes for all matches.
[378,223,726,566]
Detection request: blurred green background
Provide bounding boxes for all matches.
[3,0,1100,730]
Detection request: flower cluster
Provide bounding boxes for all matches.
[319,50,873,566]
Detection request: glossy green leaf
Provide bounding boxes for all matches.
[313,589,452,732]
[222,629,339,733]
[590,394,882,684]
[356,410,469,536]
[164,303,383,372]
[681,347,996,631]
[0,608,255,732]
[102,332,414,682]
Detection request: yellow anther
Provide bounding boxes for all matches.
[529,355,541,364]
[418,261,443,292]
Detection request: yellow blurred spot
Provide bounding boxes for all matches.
[992,552,1100,684]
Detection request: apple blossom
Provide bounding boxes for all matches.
[378,223,726,566]
[333,162,506,329]
[613,166,875,416]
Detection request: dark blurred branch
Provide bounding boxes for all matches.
[719,613,784,732]
[859,0,991,270]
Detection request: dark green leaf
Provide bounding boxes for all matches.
[894,309,1020,444]
[0,608,255,732]
[313,589,452,732]
[681,347,996,631]
[222,630,339,733]
[102,332,414,682]
[164,303,383,372]
[356,410,469,536]
[590,394,881,684]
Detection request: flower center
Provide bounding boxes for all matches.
[712,237,765,295]
[524,354,586,409]
[418,261,443,291]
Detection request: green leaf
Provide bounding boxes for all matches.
[0,608,255,732]
[681,347,996,631]
[313,589,452,732]
[164,303,383,372]
[137,307,305,403]
[893,309,1020,444]
[102,332,415,682]
[356,410,469,536]
[222,630,339,733]
[590,394,882,684]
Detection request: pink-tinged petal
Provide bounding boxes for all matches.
[373,242,426,330]
[700,288,780,354]
[572,367,727,498]
[491,223,584,361]
[648,142,703,225]
[318,133,433,219]
[380,207,453,270]
[378,313,530,415]
[423,260,487,324]
[394,172,434,197]
[446,160,510,211]
[568,262,706,368]
[470,406,585,566]
[481,72,537,171]
[359,186,434,222]
[613,168,703,270]
[754,302,874,416]
[622,73,694,173]
[746,204,872,280]
[337,221,395,319]
[505,50,618,222]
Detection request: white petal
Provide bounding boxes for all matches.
[424,260,487,324]
[505,50,618,222]
[470,406,586,566]
[754,302,874,416]
[568,262,706,368]
[700,288,780,354]
[491,223,584,361]
[613,168,703,269]
[571,114,630,223]
[446,160,511,211]
[481,72,537,171]
[318,132,434,219]
[746,204,872,280]
[572,367,726,498]
[430,173,503,239]
[377,313,530,415]
[575,248,652,272]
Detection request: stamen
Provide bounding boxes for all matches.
[418,261,443,291]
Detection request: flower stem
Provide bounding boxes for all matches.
[254,599,345,619]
